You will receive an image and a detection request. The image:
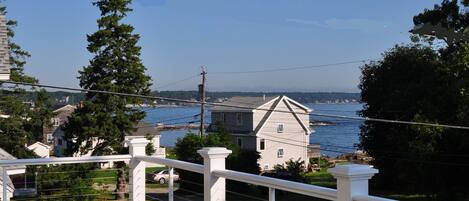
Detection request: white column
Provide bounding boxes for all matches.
[168,167,174,201]
[197,147,232,201]
[2,167,8,201]
[328,164,378,201]
[128,138,149,201]
[268,187,275,201]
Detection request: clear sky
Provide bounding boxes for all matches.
[3,0,441,92]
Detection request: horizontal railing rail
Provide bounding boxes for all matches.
[0,155,131,167]
[135,155,204,174]
[0,139,397,201]
[213,169,337,200]
[353,195,396,201]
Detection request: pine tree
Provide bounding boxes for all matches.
[0,6,52,158]
[63,0,151,198]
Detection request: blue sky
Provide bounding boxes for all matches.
[3,0,441,92]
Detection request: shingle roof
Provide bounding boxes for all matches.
[126,121,159,136]
[212,96,278,111]
[54,105,77,123]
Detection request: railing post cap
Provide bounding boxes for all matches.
[197,147,232,158]
[328,164,378,179]
[126,138,149,147]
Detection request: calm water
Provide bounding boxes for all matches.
[143,103,363,157]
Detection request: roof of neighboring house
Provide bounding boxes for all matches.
[211,96,313,134]
[212,96,278,112]
[54,104,77,122]
[0,167,15,192]
[126,121,159,137]
[27,142,51,150]
[0,148,26,171]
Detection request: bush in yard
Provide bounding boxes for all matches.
[272,158,306,182]
[174,127,260,193]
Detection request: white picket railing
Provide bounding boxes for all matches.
[0,138,396,201]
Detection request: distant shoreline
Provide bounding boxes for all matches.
[129,101,361,108]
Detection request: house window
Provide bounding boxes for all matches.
[237,138,243,148]
[277,123,284,133]
[260,139,265,150]
[47,134,53,143]
[236,113,243,125]
[277,148,284,158]
[53,118,60,127]
[264,164,269,170]
[220,113,226,123]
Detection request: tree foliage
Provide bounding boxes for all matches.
[273,158,306,182]
[62,0,151,198]
[35,164,99,201]
[360,3,469,199]
[0,6,52,158]
[174,129,260,192]
[359,43,469,200]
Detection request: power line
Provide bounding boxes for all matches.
[211,59,373,74]
[258,132,469,159]
[3,80,469,131]
[262,137,469,167]
[156,74,199,90]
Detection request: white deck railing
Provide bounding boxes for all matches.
[0,138,396,201]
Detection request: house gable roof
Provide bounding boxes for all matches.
[212,96,278,112]
[254,96,312,135]
[126,122,160,137]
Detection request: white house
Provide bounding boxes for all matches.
[26,142,51,158]
[210,96,313,171]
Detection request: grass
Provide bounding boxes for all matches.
[304,168,336,188]
[303,167,427,201]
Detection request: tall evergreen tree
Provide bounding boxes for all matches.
[63,0,151,198]
[0,5,52,158]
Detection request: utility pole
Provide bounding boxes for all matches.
[198,67,207,136]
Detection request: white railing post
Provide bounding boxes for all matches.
[198,147,232,201]
[269,187,275,201]
[328,164,378,201]
[128,138,149,201]
[169,167,174,201]
[2,167,8,201]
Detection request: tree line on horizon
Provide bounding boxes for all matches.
[22,91,360,106]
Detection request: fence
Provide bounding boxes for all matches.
[0,138,395,201]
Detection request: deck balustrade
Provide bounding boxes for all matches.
[0,138,395,201]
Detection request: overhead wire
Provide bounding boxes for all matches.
[210,59,373,74]
[156,74,199,90]
[3,80,469,131]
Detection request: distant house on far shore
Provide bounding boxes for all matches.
[209,95,313,171]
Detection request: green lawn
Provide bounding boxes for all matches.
[303,168,427,201]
